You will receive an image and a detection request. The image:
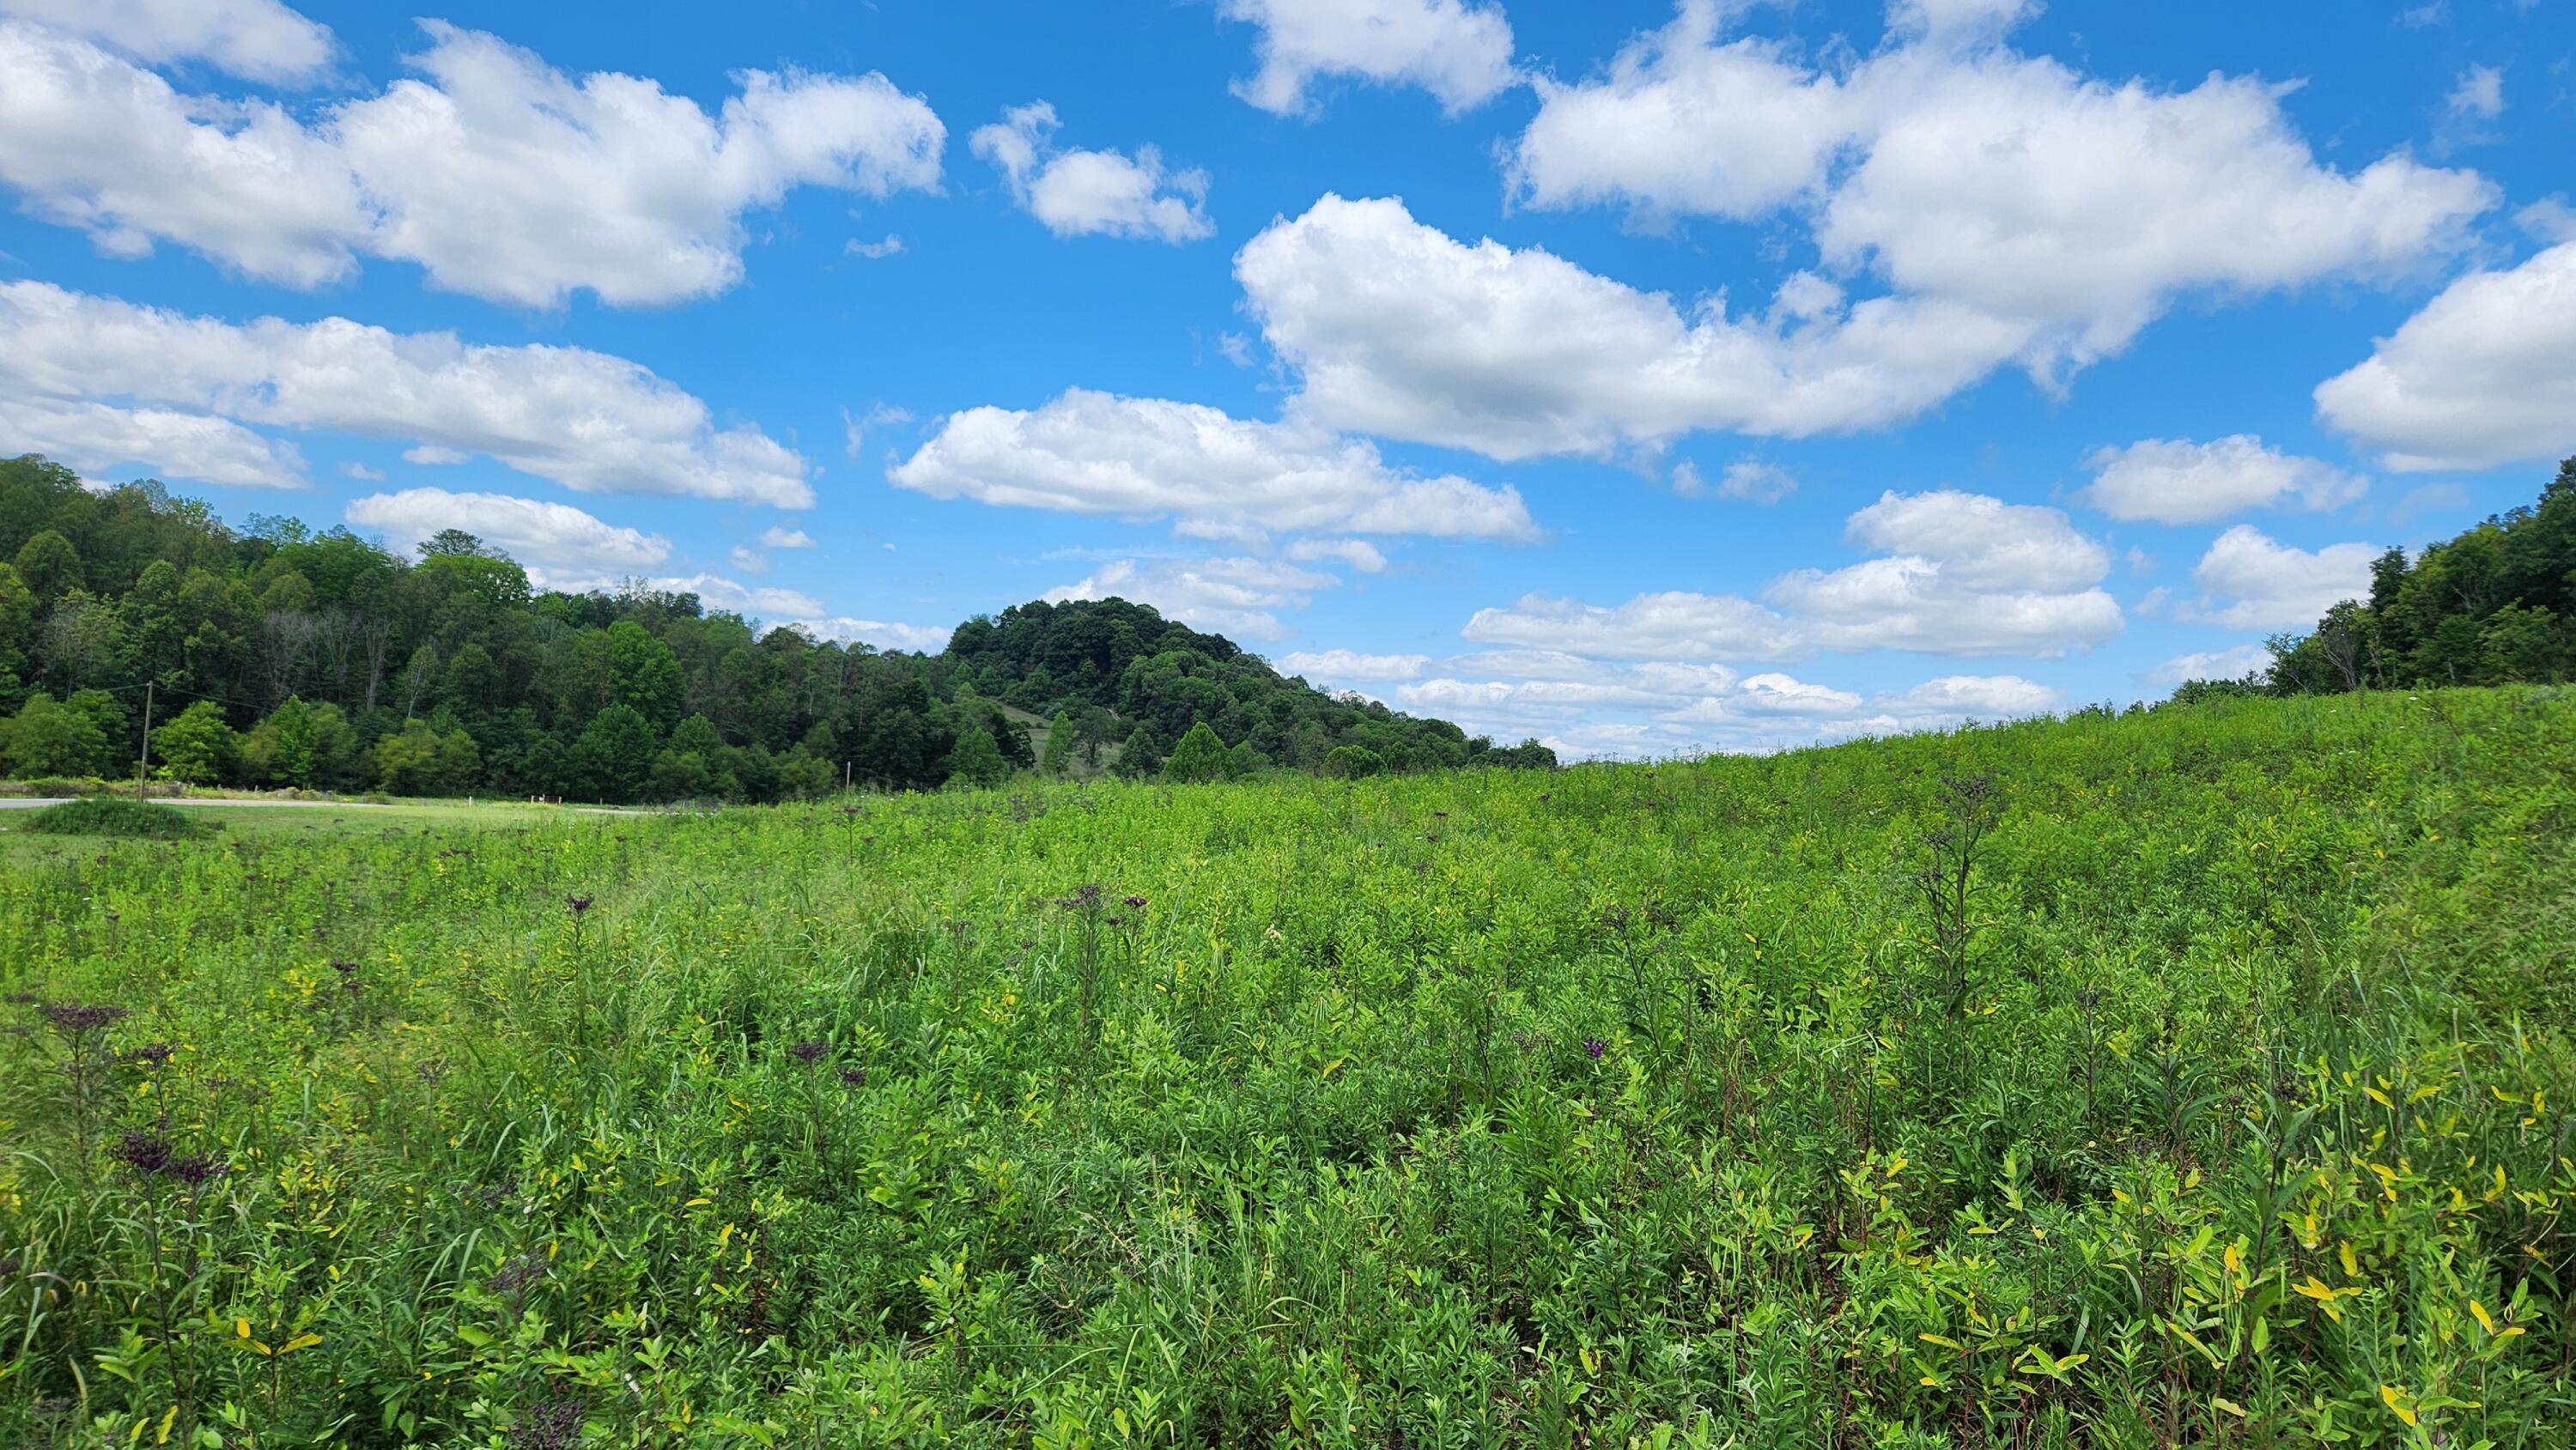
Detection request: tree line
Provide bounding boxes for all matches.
[0,455,1554,799]
[2171,457,2576,703]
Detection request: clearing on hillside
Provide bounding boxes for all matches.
[3,688,2571,1447]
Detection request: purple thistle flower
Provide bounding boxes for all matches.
[1121,895,1147,910]
[839,1065,869,1088]
[564,895,593,917]
[121,1042,176,1067]
[1583,1036,1608,1061]
[788,1040,829,1063]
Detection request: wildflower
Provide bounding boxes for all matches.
[1584,1036,1608,1061]
[164,1153,226,1186]
[1057,883,1105,913]
[564,895,593,917]
[39,1004,128,1034]
[1122,895,1147,910]
[788,1040,829,1063]
[111,1131,173,1176]
[839,1065,869,1088]
[120,1042,176,1067]
[509,1396,586,1450]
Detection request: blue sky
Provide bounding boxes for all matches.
[1,0,2570,755]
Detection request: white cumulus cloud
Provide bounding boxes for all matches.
[1277,649,1431,680]
[970,101,1211,243]
[1220,0,1516,117]
[2081,435,2366,524]
[0,0,334,84]
[0,19,944,306]
[2314,242,2576,472]
[343,487,671,585]
[0,280,814,505]
[1045,555,1340,640]
[1462,488,2120,661]
[889,387,1534,541]
[2178,525,2379,631]
[1236,194,2031,459]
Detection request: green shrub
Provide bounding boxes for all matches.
[17,797,216,839]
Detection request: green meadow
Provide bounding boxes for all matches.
[3,688,2572,1447]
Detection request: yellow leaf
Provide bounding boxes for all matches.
[2340,1241,2359,1278]
[234,1318,251,1338]
[1918,1333,1963,1350]
[280,1332,322,1354]
[2223,1241,2241,1276]
[2214,1397,2247,1418]
[1321,1057,1346,1078]
[2365,1087,2393,1108]
[2471,1301,2498,1336]
[2379,1386,2416,1427]
[156,1404,178,1444]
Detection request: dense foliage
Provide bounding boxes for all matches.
[15,797,216,840]
[2178,459,2576,701]
[0,455,1551,801]
[4,687,2571,1447]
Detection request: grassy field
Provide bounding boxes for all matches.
[3,689,2572,1447]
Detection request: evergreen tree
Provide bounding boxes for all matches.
[945,726,1010,789]
[1114,725,1163,779]
[1039,709,1077,776]
[1163,720,1231,783]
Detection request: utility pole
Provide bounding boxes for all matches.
[136,681,155,803]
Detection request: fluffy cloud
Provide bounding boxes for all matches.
[2142,643,2272,688]
[2446,64,2504,122]
[1464,488,2120,660]
[0,394,305,488]
[1453,3,2493,457]
[1237,195,2029,459]
[0,0,333,84]
[0,20,943,305]
[759,526,816,549]
[1285,537,1388,572]
[0,21,372,287]
[1461,592,1804,661]
[401,446,468,465]
[1276,649,1431,680]
[2313,242,2576,472]
[1219,0,1515,117]
[2082,435,2366,525]
[343,488,671,583]
[889,387,1534,541]
[2179,525,2379,631]
[655,574,825,619]
[1045,555,1339,640]
[970,101,1211,243]
[1763,489,2122,654]
[793,616,954,653]
[0,281,814,505]
[1394,641,2058,756]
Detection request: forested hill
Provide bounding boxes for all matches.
[0,454,1553,800]
[2180,457,2576,699]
